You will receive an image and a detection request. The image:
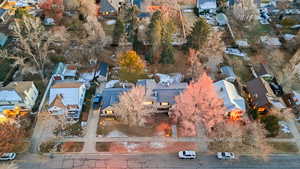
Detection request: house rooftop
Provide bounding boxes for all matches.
[51,81,83,88]
[100,0,117,13]
[99,62,109,77]
[246,78,275,107]
[100,88,130,109]
[220,66,237,79]
[254,63,273,77]
[0,81,35,102]
[214,80,245,112]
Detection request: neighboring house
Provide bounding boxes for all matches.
[63,64,77,79]
[253,63,273,80]
[214,80,246,119]
[0,81,39,109]
[220,66,237,83]
[100,0,125,16]
[246,78,286,113]
[48,81,86,121]
[0,8,10,23]
[0,32,8,47]
[196,0,217,13]
[79,62,109,82]
[99,88,129,116]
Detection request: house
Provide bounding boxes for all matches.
[79,62,109,82]
[99,0,125,16]
[214,80,246,120]
[220,66,237,83]
[48,81,86,121]
[0,81,38,110]
[63,64,77,79]
[253,63,273,79]
[99,88,129,116]
[196,0,217,13]
[0,32,8,47]
[137,79,188,113]
[246,78,286,113]
[0,8,10,23]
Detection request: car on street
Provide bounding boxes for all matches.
[178,150,196,159]
[0,153,16,161]
[216,152,235,160]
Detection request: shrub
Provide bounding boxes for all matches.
[63,122,83,136]
[261,115,280,137]
[50,55,65,64]
[40,141,56,153]
[281,18,298,27]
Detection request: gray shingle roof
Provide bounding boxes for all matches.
[100,88,129,109]
[100,0,117,13]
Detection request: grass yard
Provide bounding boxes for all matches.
[269,142,299,153]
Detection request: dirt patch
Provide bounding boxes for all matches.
[96,142,197,153]
[98,114,172,137]
[268,141,299,153]
[148,49,189,75]
[275,130,294,139]
[61,142,84,152]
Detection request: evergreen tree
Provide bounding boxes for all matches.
[159,44,175,64]
[112,18,125,45]
[186,17,211,50]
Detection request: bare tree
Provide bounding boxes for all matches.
[10,16,55,83]
[232,0,259,23]
[0,122,25,155]
[199,31,225,73]
[112,86,154,127]
[79,0,99,18]
[187,48,204,80]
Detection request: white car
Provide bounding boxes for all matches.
[217,152,235,160]
[178,150,196,159]
[224,48,247,58]
[0,153,16,161]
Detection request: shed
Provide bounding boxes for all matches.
[220,66,237,82]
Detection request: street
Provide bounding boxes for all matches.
[11,153,300,169]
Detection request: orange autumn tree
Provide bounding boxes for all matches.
[170,73,226,136]
[39,0,64,23]
[118,50,146,82]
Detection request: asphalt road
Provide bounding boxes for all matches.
[7,153,300,169]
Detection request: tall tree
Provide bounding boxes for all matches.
[39,0,64,23]
[118,50,146,82]
[112,18,125,45]
[232,0,259,23]
[186,17,211,50]
[199,31,225,72]
[187,48,204,80]
[0,122,25,155]
[10,16,55,83]
[170,73,226,136]
[159,44,174,64]
[148,11,163,63]
[112,86,154,126]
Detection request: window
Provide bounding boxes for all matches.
[160,102,169,106]
[143,101,153,105]
[105,110,113,115]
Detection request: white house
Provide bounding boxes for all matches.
[196,0,217,13]
[48,81,86,121]
[0,81,39,109]
[214,80,246,119]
